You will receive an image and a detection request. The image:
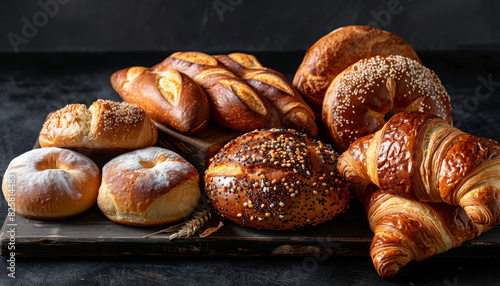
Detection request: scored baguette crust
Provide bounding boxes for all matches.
[216,53,318,137]
[323,55,452,152]
[293,25,420,113]
[337,111,500,228]
[111,67,210,134]
[205,129,350,230]
[98,147,200,226]
[154,51,281,132]
[39,99,158,150]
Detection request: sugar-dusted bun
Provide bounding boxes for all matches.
[293,25,420,113]
[322,55,452,152]
[98,147,200,226]
[205,129,350,230]
[2,147,100,219]
[39,99,158,151]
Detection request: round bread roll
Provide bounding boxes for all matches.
[39,99,158,151]
[2,147,100,219]
[205,129,350,230]
[293,25,420,113]
[322,55,452,152]
[98,147,200,226]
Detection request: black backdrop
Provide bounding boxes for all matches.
[1,0,500,53]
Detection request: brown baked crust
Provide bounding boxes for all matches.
[111,67,210,134]
[153,52,281,132]
[204,129,350,230]
[337,111,500,227]
[294,25,420,113]
[323,55,452,152]
[98,147,200,226]
[355,184,487,278]
[2,147,101,219]
[215,53,318,137]
[39,99,158,150]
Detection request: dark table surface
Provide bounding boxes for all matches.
[1,51,500,285]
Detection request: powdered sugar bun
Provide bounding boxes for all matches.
[2,147,101,219]
[98,147,200,226]
[323,55,452,152]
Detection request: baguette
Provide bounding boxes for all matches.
[216,53,318,137]
[111,67,209,134]
[154,52,281,132]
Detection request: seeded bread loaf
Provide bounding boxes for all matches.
[204,129,350,230]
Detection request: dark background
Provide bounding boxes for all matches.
[1,0,500,53]
[1,1,500,285]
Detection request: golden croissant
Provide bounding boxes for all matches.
[355,183,488,278]
[337,111,500,227]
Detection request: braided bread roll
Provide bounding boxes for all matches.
[356,184,487,278]
[154,52,281,132]
[338,111,500,227]
[215,53,318,137]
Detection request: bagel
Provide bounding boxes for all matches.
[98,147,200,226]
[293,25,420,113]
[2,147,101,219]
[322,55,452,152]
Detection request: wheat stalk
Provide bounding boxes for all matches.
[143,205,213,240]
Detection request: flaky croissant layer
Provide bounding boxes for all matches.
[338,111,500,228]
[355,184,487,278]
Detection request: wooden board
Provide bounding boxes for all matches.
[2,119,500,257]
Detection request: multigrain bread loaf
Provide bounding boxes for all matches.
[154,51,281,132]
[215,53,318,137]
[39,99,158,151]
[98,147,200,226]
[111,67,210,134]
[323,55,452,152]
[205,129,350,230]
[2,147,101,219]
[294,25,420,113]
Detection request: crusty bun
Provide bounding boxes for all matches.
[98,147,200,226]
[39,99,158,151]
[322,55,452,152]
[293,25,420,113]
[2,147,100,219]
[204,129,350,230]
[110,67,210,134]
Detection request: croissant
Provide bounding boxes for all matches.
[337,111,500,227]
[356,183,488,278]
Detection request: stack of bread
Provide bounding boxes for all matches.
[2,24,499,279]
[3,99,201,226]
[291,25,500,278]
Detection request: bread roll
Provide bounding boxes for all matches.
[111,67,210,134]
[39,99,158,151]
[323,55,452,152]
[205,129,350,230]
[2,147,101,219]
[98,147,200,226]
[215,53,318,137]
[154,51,281,132]
[294,25,420,113]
